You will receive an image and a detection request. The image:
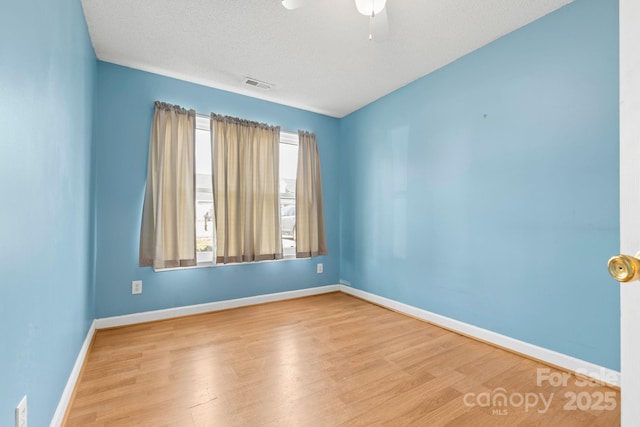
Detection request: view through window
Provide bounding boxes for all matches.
[194,117,299,263]
[195,116,214,263]
[280,133,299,258]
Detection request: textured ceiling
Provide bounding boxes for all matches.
[81,0,573,118]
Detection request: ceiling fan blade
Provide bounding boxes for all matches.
[370,8,389,41]
[281,0,309,10]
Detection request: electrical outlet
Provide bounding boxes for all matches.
[317,263,323,274]
[15,395,27,427]
[132,280,142,295]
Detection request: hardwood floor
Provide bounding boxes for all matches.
[64,292,620,426]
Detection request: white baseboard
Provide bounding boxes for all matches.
[339,285,621,388]
[95,284,340,329]
[50,320,96,427]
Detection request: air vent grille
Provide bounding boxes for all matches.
[244,77,272,90]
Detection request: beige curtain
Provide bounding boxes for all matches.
[139,101,197,270]
[212,114,282,263]
[296,131,328,258]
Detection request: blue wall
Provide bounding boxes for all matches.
[94,62,341,318]
[340,0,619,370]
[0,0,96,425]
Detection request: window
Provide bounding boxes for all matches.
[194,116,299,263]
[280,132,299,258]
[195,116,214,264]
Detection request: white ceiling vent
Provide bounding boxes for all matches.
[243,77,272,90]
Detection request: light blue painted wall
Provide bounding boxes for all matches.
[0,0,97,425]
[94,62,340,318]
[340,0,620,370]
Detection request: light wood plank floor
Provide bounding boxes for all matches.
[64,292,620,426]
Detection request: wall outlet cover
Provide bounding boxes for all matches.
[132,280,142,295]
[317,263,323,274]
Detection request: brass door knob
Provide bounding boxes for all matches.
[608,253,640,282]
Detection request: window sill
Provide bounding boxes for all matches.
[155,255,300,272]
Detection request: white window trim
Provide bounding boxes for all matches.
[280,130,298,145]
[195,115,209,130]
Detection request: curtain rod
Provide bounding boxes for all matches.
[195,112,297,135]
